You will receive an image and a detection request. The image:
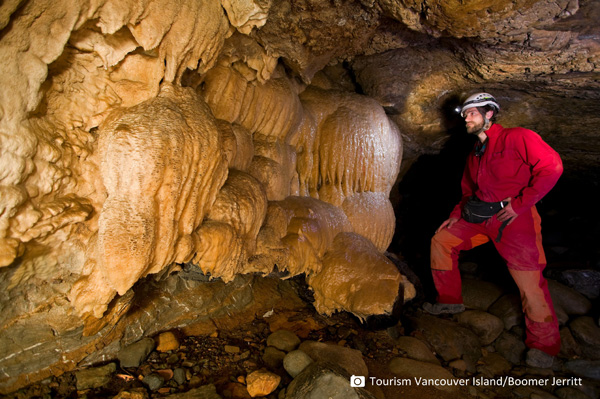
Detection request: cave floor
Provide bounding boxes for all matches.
[5,297,591,399]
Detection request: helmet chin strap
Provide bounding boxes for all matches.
[473,117,492,136]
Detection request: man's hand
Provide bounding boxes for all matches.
[497,198,518,224]
[436,217,459,233]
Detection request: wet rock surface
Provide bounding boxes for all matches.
[4,269,600,399]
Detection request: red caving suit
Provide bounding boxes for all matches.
[430,123,563,355]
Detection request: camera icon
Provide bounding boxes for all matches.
[350,375,366,387]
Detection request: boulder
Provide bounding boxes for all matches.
[456,310,504,345]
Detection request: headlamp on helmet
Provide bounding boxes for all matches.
[460,93,500,117]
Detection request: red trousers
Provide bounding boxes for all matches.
[430,207,560,356]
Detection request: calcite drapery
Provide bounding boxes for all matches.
[309,232,416,320]
[69,84,228,317]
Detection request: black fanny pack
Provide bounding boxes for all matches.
[462,196,509,242]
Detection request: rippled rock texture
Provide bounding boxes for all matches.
[0,0,598,393]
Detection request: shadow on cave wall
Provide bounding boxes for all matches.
[389,95,600,307]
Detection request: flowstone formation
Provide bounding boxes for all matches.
[0,0,412,392]
[1,0,599,395]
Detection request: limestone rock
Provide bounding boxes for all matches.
[285,362,376,399]
[569,317,600,360]
[476,353,512,377]
[156,331,180,353]
[407,315,482,365]
[488,293,524,331]
[394,336,439,364]
[163,384,222,399]
[75,362,116,390]
[461,279,505,312]
[298,340,368,378]
[118,338,156,368]
[246,369,281,397]
[556,270,600,299]
[548,279,592,316]
[283,350,314,377]
[142,373,165,391]
[262,346,286,369]
[456,310,504,346]
[267,329,301,352]
[564,360,600,380]
[495,331,527,365]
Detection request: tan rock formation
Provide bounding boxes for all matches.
[69,84,228,317]
[308,233,415,320]
[2,0,597,393]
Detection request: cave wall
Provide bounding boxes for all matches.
[0,0,599,393]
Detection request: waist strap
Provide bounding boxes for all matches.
[462,196,510,242]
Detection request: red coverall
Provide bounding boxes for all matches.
[430,123,563,355]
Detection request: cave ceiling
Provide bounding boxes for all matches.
[230,0,600,163]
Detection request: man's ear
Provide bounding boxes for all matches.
[486,110,495,120]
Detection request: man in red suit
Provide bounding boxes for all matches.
[424,93,563,368]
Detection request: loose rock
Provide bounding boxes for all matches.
[143,373,165,391]
[267,330,301,352]
[298,340,369,377]
[548,279,592,316]
[407,315,482,365]
[163,384,222,398]
[456,310,504,346]
[283,350,314,377]
[394,336,439,364]
[285,362,376,399]
[495,331,527,365]
[246,369,281,397]
[156,331,180,352]
[476,352,512,377]
[488,293,524,330]
[262,346,286,368]
[462,279,504,311]
[118,338,156,368]
[75,362,116,390]
[569,317,600,359]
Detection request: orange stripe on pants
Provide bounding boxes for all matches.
[429,207,560,355]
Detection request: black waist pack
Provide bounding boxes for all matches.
[462,196,509,242]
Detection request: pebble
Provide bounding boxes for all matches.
[246,369,281,397]
[156,331,180,352]
[142,373,165,391]
[173,368,186,385]
[267,330,301,352]
[262,346,286,368]
[224,345,240,354]
[283,350,314,377]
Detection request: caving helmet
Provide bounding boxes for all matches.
[460,92,500,117]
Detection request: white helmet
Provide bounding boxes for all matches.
[460,92,500,117]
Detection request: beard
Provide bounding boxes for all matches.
[466,118,491,135]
